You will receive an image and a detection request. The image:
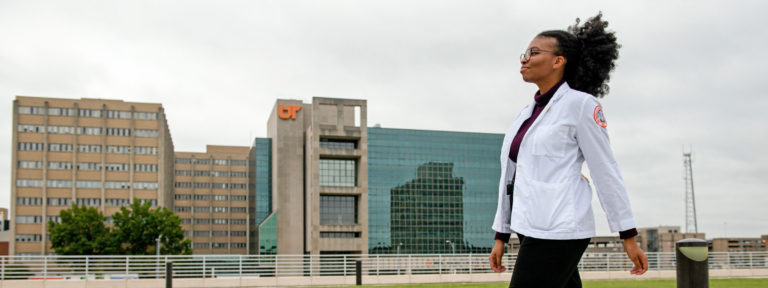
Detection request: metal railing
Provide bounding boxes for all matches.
[1,252,765,280]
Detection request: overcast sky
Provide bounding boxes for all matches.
[1,0,766,239]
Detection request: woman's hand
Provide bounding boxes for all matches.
[488,239,507,273]
[623,237,648,275]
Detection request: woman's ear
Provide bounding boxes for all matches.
[553,56,566,69]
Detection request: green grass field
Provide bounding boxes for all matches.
[312,278,768,288]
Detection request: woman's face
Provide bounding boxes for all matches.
[520,36,561,83]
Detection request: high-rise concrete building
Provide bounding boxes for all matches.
[636,226,705,253]
[172,145,250,254]
[265,97,368,255]
[11,96,174,256]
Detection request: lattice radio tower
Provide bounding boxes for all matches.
[683,148,698,233]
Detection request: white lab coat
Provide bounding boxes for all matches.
[492,82,636,240]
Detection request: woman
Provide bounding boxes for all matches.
[488,13,648,287]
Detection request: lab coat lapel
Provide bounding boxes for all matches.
[524,83,570,134]
[500,101,536,163]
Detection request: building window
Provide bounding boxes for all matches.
[211,171,228,177]
[194,219,210,224]
[17,161,43,169]
[213,195,227,201]
[48,143,73,152]
[47,216,62,224]
[180,218,191,224]
[16,234,43,242]
[212,219,227,225]
[17,197,43,206]
[212,183,227,189]
[104,163,130,171]
[47,107,74,116]
[139,199,157,207]
[135,146,157,155]
[106,128,131,136]
[135,164,158,172]
[78,108,101,118]
[18,142,44,151]
[213,159,227,165]
[174,194,191,200]
[213,207,227,213]
[194,195,210,201]
[320,195,357,225]
[16,216,44,224]
[106,145,131,154]
[194,207,210,213]
[17,124,45,133]
[230,219,246,225]
[230,172,247,177]
[230,183,246,189]
[76,180,102,188]
[231,207,246,213]
[48,162,73,170]
[212,231,227,237]
[319,159,356,187]
[193,243,209,249]
[194,170,210,176]
[76,198,101,207]
[106,110,132,119]
[77,163,102,171]
[18,106,45,115]
[193,231,209,237]
[231,195,246,201]
[78,144,102,153]
[16,179,43,187]
[135,129,158,137]
[76,127,102,135]
[194,183,211,189]
[231,243,246,249]
[175,170,193,176]
[230,231,246,236]
[104,181,131,189]
[175,182,192,188]
[193,159,210,165]
[47,180,73,188]
[320,138,357,150]
[174,207,191,213]
[47,198,71,206]
[133,111,158,120]
[176,158,191,164]
[320,232,361,238]
[47,126,76,134]
[212,243,227,249]
[230,160,246,166]
[106,198,130,207]
[134,182,158,190]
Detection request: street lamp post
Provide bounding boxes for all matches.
[397,242,402,255]
[156,234,162,279]
[445,240,455,254]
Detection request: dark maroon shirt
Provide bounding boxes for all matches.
[494,80,637,242]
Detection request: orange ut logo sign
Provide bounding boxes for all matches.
[278,105,302,120]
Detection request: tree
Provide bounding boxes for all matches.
[49,205,119,255]
[112,200,191,255]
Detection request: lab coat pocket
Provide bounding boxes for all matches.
[531,125,570,158]
[521,178,574,232]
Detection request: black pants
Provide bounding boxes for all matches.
[509,233,591,288]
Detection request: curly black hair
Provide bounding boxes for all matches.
[538,12,620,98]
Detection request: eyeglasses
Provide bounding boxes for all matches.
[520,48,556,61]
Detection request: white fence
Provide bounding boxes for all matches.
[1,252,766,280]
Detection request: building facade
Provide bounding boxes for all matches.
[11,96,174,256]
[172,145,250,254]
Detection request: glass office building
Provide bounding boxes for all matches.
[367,127,504,254]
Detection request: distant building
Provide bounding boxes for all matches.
[636,226,705,253]
[10,96,174,256]
[173,145,251,254]
[709,237,767,252]
[0,208,9,255]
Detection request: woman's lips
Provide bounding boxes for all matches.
[520,67,528,73]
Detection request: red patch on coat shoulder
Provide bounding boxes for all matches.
[593,106,607,128]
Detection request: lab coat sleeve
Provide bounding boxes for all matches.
[491,161,514,234]
[575,97,636,233]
